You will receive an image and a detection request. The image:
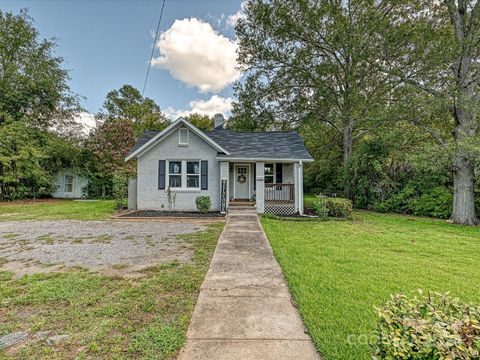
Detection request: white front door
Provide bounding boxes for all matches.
[234,164,250,199]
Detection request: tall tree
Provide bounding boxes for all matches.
[387,1,480,225]
[83,85,168,197]
[0,9,82,199]
[98,84,168,136]
[233,0,402,163]
[0,9,81,130]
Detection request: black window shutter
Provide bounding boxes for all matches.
[276,163,283,184]
[201,160,208,190]
[158,160,166,189]
[254,164,256,190]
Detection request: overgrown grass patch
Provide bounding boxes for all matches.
[0,199,116,221]
[0,222,223,359]
[304,194,316,209]
[261,210,480,360]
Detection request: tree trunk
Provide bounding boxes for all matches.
[450,99,478,225]
[444,1,479,226]
[451,152,477,225]
[342,120,354,164]
[449,64,478,225]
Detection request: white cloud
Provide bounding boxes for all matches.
[227,1,247,27]
[75,112,96,135]
[164,95,233,120]
[151,18,240,93]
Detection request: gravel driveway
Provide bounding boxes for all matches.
[0,220,207,277]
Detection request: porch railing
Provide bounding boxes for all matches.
[265,183,295,203]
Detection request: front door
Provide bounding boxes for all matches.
[234,164,250,199]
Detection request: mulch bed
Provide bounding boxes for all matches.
[303,207,316,216]
[119,210,225,218]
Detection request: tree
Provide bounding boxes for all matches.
[386,1,480,225]
[184,113,214,131]
[0,9,81,131]
[84,118,137,182]
[0,9,83,200]
[82,85,168,197]
[233,0,403,163]
[98,84,168,136]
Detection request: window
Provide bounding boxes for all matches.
[167,160,201,189]
[179,128,189,145]
[169,161,182,188]
[264,164,274,184]
[64,175,73,192]
[187,161,200,188]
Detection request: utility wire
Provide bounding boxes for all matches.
[142,0,166,96]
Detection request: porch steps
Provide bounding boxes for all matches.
[228,201,256,211]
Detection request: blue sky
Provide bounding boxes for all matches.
[0,0,244,125]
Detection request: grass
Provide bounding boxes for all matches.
[0,222,224,359]
[304,194,316,209]
[261,210,480,360]
[0,199,116,221]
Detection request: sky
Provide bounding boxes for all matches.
[0,0,245,130]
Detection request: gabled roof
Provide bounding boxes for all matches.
[125,120,313,162]
[206,129,313,161]
[125,117,230,161]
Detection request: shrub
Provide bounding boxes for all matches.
[325,197,353,218]
[313,195,328,218]
[112,171,129,209]
[195,196,211,213]
[411,186,453,219]
[374,186,453,219]
[313,196,353,218]
[373,291,480,360]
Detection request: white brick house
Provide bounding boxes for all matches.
[125,116,313,214]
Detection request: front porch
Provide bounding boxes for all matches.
[219,160,304,215]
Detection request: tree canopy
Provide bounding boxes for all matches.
[234,0,480,225]
[0,9,83,200]
[98,84,168,137]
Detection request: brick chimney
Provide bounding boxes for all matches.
[214,113,225,129]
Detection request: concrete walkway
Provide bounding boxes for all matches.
[178,208,319,360]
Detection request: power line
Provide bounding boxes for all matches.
[142,0,166,96]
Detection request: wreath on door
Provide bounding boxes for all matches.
[237,174,246,184]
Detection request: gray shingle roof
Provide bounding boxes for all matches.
[205,129,313,160]
[126,128,313,161]
[126,130,160,158]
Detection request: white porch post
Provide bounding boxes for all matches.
[219,161,229,212]
[294,162,300,213]
[255,162,265,213]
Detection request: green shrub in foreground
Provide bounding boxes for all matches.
[326,197,353,218]
[195,196,211,213]
[314,196,353,218]
[374,291,480,360]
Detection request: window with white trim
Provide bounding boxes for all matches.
[167,160,201,189]
[168,161,182,188]
[187,161,200,188]
[264,164,274,184]
[64,175,73,192]
[179,128,189,145]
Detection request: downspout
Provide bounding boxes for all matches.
[299,161,303,215]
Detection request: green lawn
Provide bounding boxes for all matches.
[0,223,223,359]
[303,194,316,209]
[261,210,480,360]
[0,199,116,221]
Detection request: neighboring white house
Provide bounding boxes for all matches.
[125,115,313,215]
[50,168,88,199]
